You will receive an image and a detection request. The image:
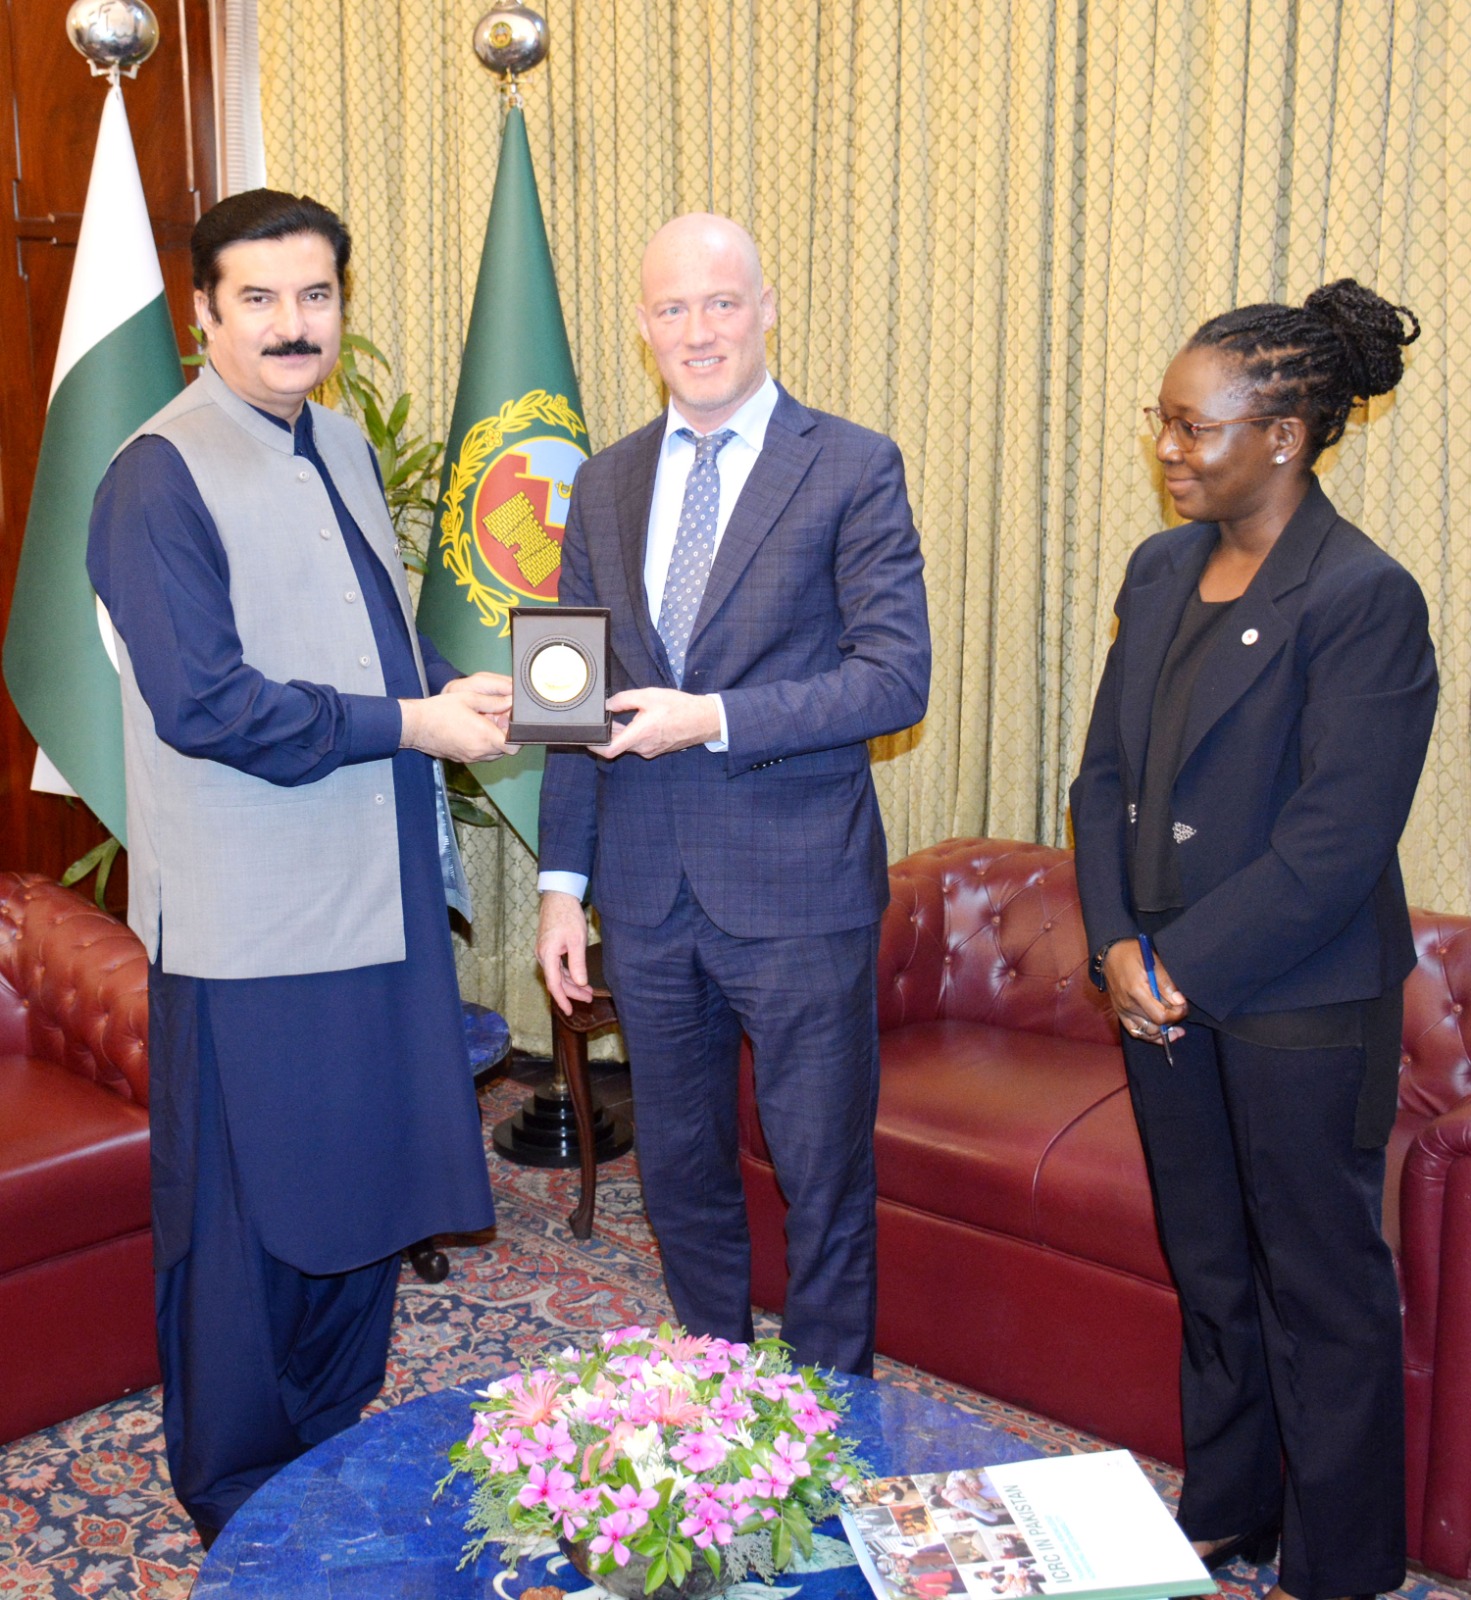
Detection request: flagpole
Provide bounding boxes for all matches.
[418,2,590,858]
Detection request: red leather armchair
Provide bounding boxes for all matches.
[738,837,1471,1579]
[0,873,156,1444]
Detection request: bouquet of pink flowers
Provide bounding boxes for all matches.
[439,1323,865,1592]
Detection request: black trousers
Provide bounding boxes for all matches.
[154,1011,399,1532]
[1123,1023,1406,1600]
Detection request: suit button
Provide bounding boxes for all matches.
[345,590,357,603]
[374,794,386,805]
[359,656,371,668]
[298,469,311,482]
[320,527,332,540]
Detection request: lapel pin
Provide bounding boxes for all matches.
[1241,628,1259,645]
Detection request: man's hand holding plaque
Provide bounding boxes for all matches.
[593,688,722,758]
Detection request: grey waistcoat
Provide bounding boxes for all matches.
[113,362,470,979]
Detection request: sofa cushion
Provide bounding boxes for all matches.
[1029,1087,1172,1283]
[876,1020,1127,1231]
[0,1055,150,1275]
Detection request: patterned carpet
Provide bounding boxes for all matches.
[1,1070,1467,1600]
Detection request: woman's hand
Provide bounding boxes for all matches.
[1103,939,1188,1048]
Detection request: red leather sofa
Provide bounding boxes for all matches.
[738,837,1471,1579]
[0,873,156,1444]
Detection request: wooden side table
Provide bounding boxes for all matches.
[494,943,631,1239]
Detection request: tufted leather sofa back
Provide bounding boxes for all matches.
[877,838,1118,1046]
[876,837,1471,1118]
[1400,913,1471,1123]
[0,873,150,1106]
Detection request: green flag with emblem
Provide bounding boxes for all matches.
[417,105,588,855]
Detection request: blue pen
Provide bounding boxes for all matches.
[1137,934,1175,1065]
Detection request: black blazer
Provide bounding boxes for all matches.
[1070,478,1437,1022]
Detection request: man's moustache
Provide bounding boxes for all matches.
[262,339,322,357]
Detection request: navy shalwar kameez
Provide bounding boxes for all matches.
[88,406,494,1534]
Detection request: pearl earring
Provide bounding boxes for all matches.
[1274,454,1287,464]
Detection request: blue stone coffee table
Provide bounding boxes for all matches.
[194,1374,1043,1599]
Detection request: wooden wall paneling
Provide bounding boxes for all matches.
[0,0,217,900]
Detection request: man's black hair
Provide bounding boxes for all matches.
[192,189,351,318]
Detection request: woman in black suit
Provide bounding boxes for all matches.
[1070,281,1434,1600]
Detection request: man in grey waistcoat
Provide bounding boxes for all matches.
[86,190,513,1547]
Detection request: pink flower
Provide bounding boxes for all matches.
[654,1330,713,1362]
[479,1436,521,1474]
[518,1462,576,1511]
[679,1486,735,1549]
[609,1353,654,1381]
[603,1482,660,1530]
[707,1388,755,1428]
[670,1430,729,1472]
[716,1481,757,1524]
[772,1434,811,1484]
[643,1386,707,1428]
[517,1419,576,1466]
[591,1509,638,1565]
[789,1390,840,1436]
[744,1461,784,1500]
[502,1371,566,1428]
[600,1326,650,1349]
[571,1381,620,1428]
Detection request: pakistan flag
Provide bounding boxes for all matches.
[2,85,183,844]
[417,106,588,854]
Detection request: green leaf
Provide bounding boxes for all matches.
[343,331,389,368]
[644,1553,668,1592]
[445,763,490,798]
[772,1520,791,1569]
[387,392,411,435]
[362,392,388,443]
[448,794,498,827]
[94,838,119,907]
[60,834,123,907]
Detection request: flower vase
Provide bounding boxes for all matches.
[559,1536,731,1600]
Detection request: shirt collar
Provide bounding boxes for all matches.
[247,399,315,453]
[662,372,778,455]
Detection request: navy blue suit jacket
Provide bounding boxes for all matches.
[539,387,930,938]
[1070,478,1437,1022]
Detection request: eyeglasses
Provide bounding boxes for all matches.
[1143,407,1282,449]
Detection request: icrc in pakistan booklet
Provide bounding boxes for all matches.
[839,1449,1217,1600]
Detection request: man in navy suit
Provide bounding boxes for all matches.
[536,214,929,1374]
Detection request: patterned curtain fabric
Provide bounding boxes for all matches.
[259,0,1470,1049]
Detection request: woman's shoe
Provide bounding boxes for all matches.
[1197,1523,1280,1572]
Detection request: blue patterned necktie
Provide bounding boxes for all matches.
[657,427,736,685]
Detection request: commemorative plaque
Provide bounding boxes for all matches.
[508,606,612,744]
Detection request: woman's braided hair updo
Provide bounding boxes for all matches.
[1187,279,1420,461]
